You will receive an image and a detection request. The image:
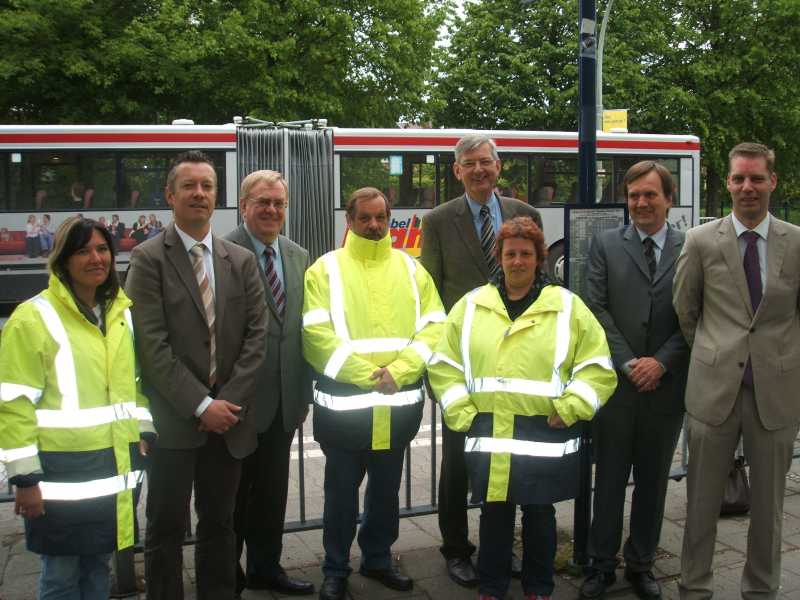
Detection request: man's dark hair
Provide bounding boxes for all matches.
[622,161,674,201]
[729,142,775,176]
[166,151,217,193]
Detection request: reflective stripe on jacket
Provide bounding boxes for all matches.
[302,232,445,450]
[428,283,616,504]
[0,274,152,554]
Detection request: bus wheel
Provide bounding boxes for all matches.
[546,241,564,285]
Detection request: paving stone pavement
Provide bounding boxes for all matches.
[2,407,800,599]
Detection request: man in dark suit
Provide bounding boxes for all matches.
[420,133,542,586]
[126,151,268,600]
[674,143,800,600]
[108,214,125,254]
[581,161,689,600]
[223,170,314,597]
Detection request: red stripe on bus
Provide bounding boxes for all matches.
[334,136,699,151]
[0,133,237,144]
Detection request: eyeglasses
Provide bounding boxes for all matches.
[458,158,497,170]
[248,198,287,210]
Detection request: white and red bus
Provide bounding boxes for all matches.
[0,123,700,300]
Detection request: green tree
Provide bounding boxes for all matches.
[434,0,800,218]
[0,0,450,126]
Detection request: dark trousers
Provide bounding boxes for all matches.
[26,236,40,258]
[320,443,406,578]
[144,434,243,600]
[477,502,557,598]
[587,399,684,573]
[233,406,295,590]
[438,422,477,559]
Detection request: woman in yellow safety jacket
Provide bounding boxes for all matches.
[0,218,155,600]
[429,217,617,600]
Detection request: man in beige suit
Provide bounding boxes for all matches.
[126,151,268,599]
[674,142,800,600]
[420,133,542,586]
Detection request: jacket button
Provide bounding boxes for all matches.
[642,322,648,327]
[750,327,755,333]
[204,341,210,347]
[648,291,652,297]
[739,362,745,368]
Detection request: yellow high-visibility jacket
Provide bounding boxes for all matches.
[429,281,616,504]
[0,275,154,555]
[302,232,445,450]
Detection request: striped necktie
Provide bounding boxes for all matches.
[642,237,657,353]
[190,244,216,388]
[265,246,285,321]
[480,205,500,277]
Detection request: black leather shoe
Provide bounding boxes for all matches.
[246,571,315,595]
[579,568,617,600]
[624,568,662,600]
[359,564,413,591]
[445,557,477,587]
[319,575,348,600]
[511,551,522,579]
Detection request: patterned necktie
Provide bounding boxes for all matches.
[642,237,657,353]
[190,244,216,389]
[480,205,500,277]
[741,230,762,389]
[264,246,285,321]
[643,237,657,278]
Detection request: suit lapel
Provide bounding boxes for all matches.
[653,226,681,284]
[717,216,755,318]
[454,195,491,279]
[756,217,788,322]
[165,225,206,319]
[621,224,652,281]
[279,236,302,324]
[232,224,280,320]
[212,236,230,334]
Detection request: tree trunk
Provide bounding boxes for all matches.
[706,166,720,218]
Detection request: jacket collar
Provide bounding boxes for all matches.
[343,230,393,261]
[47,273,131,321]
[473,274,563,317]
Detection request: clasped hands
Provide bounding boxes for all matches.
[627,357,665,392]
[370,367,399,395]
[198,399,241,434]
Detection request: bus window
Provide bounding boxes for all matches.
[439,153,463,203]
[534,156,578,205]
[340,154,436,209]
[495,155,528,203]
[9,152,116,211]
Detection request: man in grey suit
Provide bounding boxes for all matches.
[420,133,542,586]
[674,143,800,600]
[126,151,268,600]
[582,162,689,600]
[223,170,314,597]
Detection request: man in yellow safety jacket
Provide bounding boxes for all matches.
[302,187,444,600]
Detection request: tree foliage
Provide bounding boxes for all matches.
[434,0,800,214]
[0,0,450,126]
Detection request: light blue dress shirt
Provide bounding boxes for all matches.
[466,192,503,240]
[635,222,669,265]
[243,223,284,289]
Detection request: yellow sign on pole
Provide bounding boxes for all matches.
[603,109,628,133]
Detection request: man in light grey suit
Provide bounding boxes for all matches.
[420,133,542,586]
[582,162,689,600]
[223,170,314,598]
[674,142,800,600]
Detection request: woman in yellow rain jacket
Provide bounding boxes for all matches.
[0,218,154,600]
[429,217,617,600]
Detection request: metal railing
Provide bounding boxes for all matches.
[4,405,799,594]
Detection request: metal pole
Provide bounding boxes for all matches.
[298,424,306,524]
[573,0,597,567]
[578,0,598,206]
[595,0,615,131]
